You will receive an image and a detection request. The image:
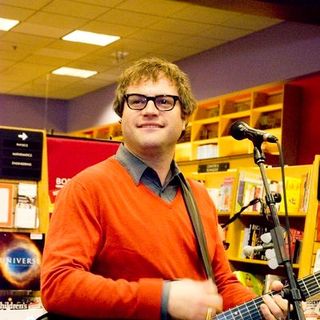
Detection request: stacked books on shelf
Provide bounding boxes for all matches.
[236,172,264,213]
[207,176,235,212]
[239,224,303,263]
[236,171,311,215]
[239,223,269,259]
[197,143,218,159]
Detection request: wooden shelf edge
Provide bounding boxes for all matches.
[177,153,254,166]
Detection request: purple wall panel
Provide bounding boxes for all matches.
[177,22,320,100]
[67,84,119,132]
[0,94,68,132]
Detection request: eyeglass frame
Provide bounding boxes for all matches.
[124,93,181,111]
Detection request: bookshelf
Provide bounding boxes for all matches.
[0,126,49,308]
[183,155,320,280]
[0,126,49,234]
[189,82,301,164]
[71,122,123,142]
[70,81,301,166]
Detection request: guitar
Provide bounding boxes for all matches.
[35,272,320,320]
[215,271,320,320]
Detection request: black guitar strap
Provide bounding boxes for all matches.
[177,173,215,282]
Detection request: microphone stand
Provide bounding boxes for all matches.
[252,142,305,320]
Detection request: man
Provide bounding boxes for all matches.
[41,57,288,320]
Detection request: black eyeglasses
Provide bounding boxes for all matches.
[124,94,181,111]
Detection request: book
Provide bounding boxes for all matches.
[0,232,44,290]
[236,172,263,212]
[196,144,218,159]
[299,172,311,213]
[279,176,302,213]
[303,300,320,320]
[207,176,234,212]
[14,182,38,229]
[240,227,251,258]
[233,271,264,295]
[242,224,269,260]
[219,177,234,212]
[207,188,222,211]
[313,249,320,273]
[0,293,42,310]
[286,228,304,263]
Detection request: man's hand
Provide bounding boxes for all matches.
[167,279,222,320]
[260,280,288,320]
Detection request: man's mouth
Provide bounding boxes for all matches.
[137,123,164,128]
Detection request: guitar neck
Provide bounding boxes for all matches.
[215,271,320,320]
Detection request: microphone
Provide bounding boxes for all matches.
[229,121,278,144]
[243,243,274,257]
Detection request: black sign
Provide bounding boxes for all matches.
[198,162,230,173]
[0,129,43,181]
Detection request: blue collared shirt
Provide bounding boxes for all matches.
[115,143,181,202]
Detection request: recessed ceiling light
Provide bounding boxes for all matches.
[62,30,120,46]
[52,67,97,78]
[0,17,19,31]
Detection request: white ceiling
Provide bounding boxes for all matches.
[0,0,282,100]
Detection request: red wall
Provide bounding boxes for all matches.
[290,72,320,165]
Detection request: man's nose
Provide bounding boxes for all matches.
[143,99,159,113]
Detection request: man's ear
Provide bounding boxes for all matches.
[182,119,187,131]
[178,120,187,142]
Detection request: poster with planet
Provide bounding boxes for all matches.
[0,232,44,290]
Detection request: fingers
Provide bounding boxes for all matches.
[167,279,223,320]
[261,294,288,320]
[269,280,284,292]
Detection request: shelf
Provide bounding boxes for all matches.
[252,102,282,113]
[180,156,320,279]
[70,81,302,165]
[220,110,251,119]
[194,99,220,120]
[221,92,251,115]
[193,138,219,145]
[193,117,220,125]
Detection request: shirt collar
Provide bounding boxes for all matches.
[115,143,180,186]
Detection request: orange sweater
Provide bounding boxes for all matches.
[41,158,255,319]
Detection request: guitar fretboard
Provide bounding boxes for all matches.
[215,271,320,320]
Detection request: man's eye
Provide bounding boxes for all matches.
[158,97,169,105]
[131,97,145,104]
